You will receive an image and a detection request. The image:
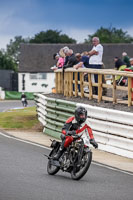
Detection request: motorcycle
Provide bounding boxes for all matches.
[21,97,28,107]
[46,134,92,180]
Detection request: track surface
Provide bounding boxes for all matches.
[0,133,133,200]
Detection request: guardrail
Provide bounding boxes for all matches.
[34,93,133,159]
[55,68,133,107]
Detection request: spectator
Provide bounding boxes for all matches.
[129,58,133,70]
[87,37,103,94]
[122,58,133,100]
[57,48,65,68]
[52,51,65,70]
[122,52,130,68]
[51,53,60,70]
[81,51,89,56]
[88,37,103,68]
[74,53,90,69]
[73,53,84,69]
[63,49,78,69]
[114,57,126,70]
[114,57,127,83]
[62,46,70,65]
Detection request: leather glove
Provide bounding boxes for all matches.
[67,130,76,136]
[90,139,98,149]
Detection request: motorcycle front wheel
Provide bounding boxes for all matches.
[71,151,92,180]
[47,159,60,175]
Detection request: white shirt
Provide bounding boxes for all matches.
[89,44,103,65]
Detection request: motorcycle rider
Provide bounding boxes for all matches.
[54,106,98,160]
[21,92,28,107]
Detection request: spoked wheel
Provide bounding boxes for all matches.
[47,150,60,175]
[71,151,92,180]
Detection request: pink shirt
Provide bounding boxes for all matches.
[57,57,65,68]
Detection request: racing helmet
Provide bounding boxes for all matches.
[75,106,87,124]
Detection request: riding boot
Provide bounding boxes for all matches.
[53,146,65,160]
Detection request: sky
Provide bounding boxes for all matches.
[0,0,133,49]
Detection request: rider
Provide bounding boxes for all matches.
[21,92,28,107]
[54,106,98,160]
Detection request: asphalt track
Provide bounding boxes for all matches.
[0,100,35,112]
[0,132,133,200]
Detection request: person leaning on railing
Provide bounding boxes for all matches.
[63,49,78,69]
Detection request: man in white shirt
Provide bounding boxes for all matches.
[88,37,103,94]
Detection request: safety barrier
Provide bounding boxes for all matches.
[35,93,76,139]
[34,93,133,159]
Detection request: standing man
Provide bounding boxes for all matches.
[88,37,103,94]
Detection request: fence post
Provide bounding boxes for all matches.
[128,77,132,107]
[98,74,102,102]
[66,72,69,97]
[74,72,78,97]
[55,72,58,93]
[61,72,63,94]
[68,72,73,97]
[58,72,61,93]
[64,72,66,96]
[113,75,116,104]
[80,72,84,98]
[88,73,93,99]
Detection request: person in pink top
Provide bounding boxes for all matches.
[52,48,65,70]
[57,56,64,68]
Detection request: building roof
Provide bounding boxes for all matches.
[19,43,133,73]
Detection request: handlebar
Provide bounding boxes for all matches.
[72,134,81,140]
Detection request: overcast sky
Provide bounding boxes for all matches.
[0,0,133,49]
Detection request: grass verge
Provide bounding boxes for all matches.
[0,106,43,131]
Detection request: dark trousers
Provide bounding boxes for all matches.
[88,64,102,94]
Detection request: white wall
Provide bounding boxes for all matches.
[18,73,55,93]
[0,87,5,99]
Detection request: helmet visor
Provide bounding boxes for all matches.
[79,114,86,119]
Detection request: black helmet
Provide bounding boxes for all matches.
[75,106,87,124]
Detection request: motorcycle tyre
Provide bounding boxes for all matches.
[71,151,92,180]
[47,160,60,175]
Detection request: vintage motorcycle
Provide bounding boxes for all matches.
[46,134,92,180]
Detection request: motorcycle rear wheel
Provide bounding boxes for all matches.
[71,151,92,180]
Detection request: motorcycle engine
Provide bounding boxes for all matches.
[60,152,70,171]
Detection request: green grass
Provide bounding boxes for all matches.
[0,106,42,130]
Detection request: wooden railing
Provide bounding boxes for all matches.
[55,68,133,107]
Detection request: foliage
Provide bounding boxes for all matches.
[6,36,29,64]
[0,36,29,71]
[84,26,133,43]
[0,50,17,71]
[29,29,76,44]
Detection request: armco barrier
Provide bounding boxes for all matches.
[35,93,76,139]
[5,91,34,100]
[34,94,133,159]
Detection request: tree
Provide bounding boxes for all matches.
[6,36,29,64]
[29,29,76,44]
[84,26,133,43]
[0,50,17,71]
